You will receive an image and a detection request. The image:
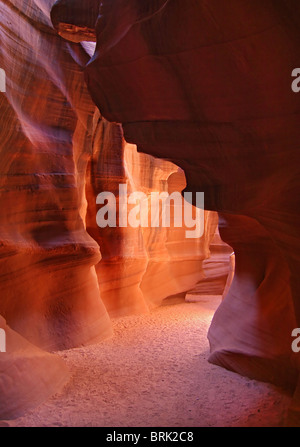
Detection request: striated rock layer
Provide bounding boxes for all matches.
[85,110,218,316]
[82,0,300,389]
[0,0,218,418]
[0,0,112,351]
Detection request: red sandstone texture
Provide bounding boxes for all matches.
[0,315,69,420]
[85,112,218,317]
[0,0,220,419]
[1,0,299,423]
[81,0,300,393]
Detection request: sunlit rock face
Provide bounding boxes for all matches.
[0,0,113,351]
[0,0,219,418]
[186,228,233,300]
[0,0,217,347]
[86,112,219,316]
[82,0,300,387]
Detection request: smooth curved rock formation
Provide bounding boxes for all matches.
[209,214,297,390]
[0,0,217,345]
[0,0,219,418]
[186,228,233,301]
[85,110,218,316]
[3,0,299,422]
[79,0,300,390]
[0,0,112,350]
[0,315,69,420]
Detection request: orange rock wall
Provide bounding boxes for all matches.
[0,0,219,418]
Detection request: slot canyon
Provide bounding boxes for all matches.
[0,0,299,428]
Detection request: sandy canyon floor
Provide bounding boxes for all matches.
[7,296,292,427]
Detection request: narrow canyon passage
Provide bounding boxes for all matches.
[8,296,291,428]
[1,0,300,427]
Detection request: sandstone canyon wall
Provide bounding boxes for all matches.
[0,315,69,420]
[80,0,300,392]
[0,0,219,418]
[85,113,218,316]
